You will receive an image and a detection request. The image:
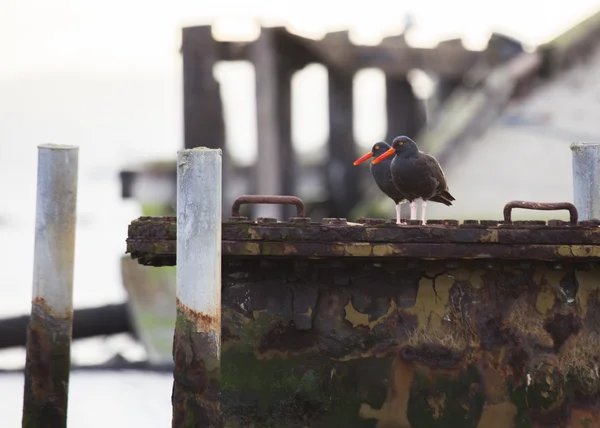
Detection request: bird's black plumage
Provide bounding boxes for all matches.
[375,136,455,205]
[355,141,452,206]
[367,142,408,204]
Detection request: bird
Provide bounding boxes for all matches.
[371,136,455,224]
[354,141,453,224]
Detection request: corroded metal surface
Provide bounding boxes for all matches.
[172,298,223,428]
[22,298,72,428]
[219,258,600,427]
[503,201,578,224]
[231,195,305,217]
[126,216,600,267]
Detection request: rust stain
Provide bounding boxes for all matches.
[476,402,518,428]
[31,297,74,320]
[568,409,600,427]
[359,358,414,428]
[428,393,447,419]
[172,300,223,427]
[23,298,72,428]
[176,297,221,334]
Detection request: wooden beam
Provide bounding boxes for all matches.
[385,76,426,141]
[181,26,226,151]
[250,28,297,220]
[539,10,600,76]
[206,26,485,78]
[327,62,360,218]
[417,52,542,162]
[436,77,463,106]
[385,74,427,218]
[181,26,233,215]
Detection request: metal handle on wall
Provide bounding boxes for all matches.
[503,201,578,225]
[231,195,306,218]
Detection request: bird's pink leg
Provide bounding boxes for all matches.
[421,200,428,224]
[409,201,418,220]
[396,202,406,225]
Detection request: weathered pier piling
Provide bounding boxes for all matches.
[571,142,600,221]
[172,148,223,427]
[22,144,79,428]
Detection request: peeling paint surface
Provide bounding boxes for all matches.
[217,259,600,427]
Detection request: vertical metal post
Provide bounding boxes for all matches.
[571,142,600,220]
[22,144,79,428]
[172,147,223,427]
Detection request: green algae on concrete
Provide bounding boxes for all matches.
[172,305,223,428]
[22,301,72,428]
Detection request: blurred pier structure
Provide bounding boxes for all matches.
[180,26,522,220]
[120,25,527,220]
[120,11,600,221]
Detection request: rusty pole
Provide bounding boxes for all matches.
[22,144,79,428]
[571,142,600,220]
[172,147,223,427]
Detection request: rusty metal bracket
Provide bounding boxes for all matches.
[231,195,306,218]
[503,201,578,225]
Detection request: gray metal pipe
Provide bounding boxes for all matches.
[571,142,600,221]
[22,144,79,428]
[172,147,223,427]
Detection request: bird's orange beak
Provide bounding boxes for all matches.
[372,147,395,164]
[353,151,373,166]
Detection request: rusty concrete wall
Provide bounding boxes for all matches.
[219,259,600,428]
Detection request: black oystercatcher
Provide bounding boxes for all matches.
[354,141,452,224]
[354,142,408,224]
[371,136,455,224]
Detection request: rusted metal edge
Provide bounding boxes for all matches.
[504,201,578,225]
[126,240,600,266]
[128,219,600,245]
[172,298,222,427]
[231,195,305,218]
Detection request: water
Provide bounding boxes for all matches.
[1,371,174,427]
[0,70,183,424]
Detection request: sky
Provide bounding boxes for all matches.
[2,0,600,78]
[1,0,599,165]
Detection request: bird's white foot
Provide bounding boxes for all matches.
[395,202,406,225]
[409,201,418,220]
[421,200,428,224]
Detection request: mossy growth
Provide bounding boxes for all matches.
[508,364,566,428]
[406,364,484,428]
[558,332,600,396]
[220,311,392,427]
